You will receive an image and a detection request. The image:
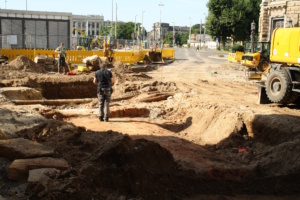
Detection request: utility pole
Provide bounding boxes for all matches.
[111,0,113,36]
[251,20,256,53]
[172,22,175,47]
[115,3,117,39]
[159,0,164,48]
[5,0,7,9]
[203,13,206,48]
[134,15,138,40]
[200,19,202,49]
[189,17,192,47]
[142,10,145,42]
[26,0,27,10]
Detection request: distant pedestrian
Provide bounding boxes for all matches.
[55,42,67,73]
[93,63,114,122]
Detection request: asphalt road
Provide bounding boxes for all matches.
[175,47,228,64]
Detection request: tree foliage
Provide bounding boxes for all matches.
[206,0,261,43]
[191,24,203,34]
[164,32,173,46]
[180,32,189,45]
[99,22,147,40]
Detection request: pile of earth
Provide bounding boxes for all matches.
[0,56,47,80]
[7,56,46,73]
[15,120,197,199]
[10,119,300,199]
[111,61,151,84]
[110,61,153,99]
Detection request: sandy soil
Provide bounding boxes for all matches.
[0,53,300,200]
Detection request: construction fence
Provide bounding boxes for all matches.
[0,48,175,65]
[0,34,175,64]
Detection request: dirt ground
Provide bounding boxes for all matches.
[0,53,300,200]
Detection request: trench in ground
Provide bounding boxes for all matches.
[4,78,300,198]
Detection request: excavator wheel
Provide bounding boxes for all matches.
[266,70,298,104]
[257,60,269,72]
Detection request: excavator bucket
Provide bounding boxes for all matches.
[147,51,164,64]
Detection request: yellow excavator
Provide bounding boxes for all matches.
[73,27,89,50]
[90,37,104,50]
[241,42,270,80]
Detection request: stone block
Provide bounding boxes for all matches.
[28,168,60,183]
[0,138,54,160]
[8,157,69,180]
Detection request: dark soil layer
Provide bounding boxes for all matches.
[11,120,300,200]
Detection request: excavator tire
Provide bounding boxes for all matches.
[266,69,298,104]
[257,60,269,72]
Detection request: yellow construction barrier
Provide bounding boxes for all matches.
[228,51,244,63]
[0,48,175,65]
[114,50,140,65]
[162,48,175,59]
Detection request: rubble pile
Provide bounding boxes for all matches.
[82,55,101,71]
[7,56,46,73]
[34,56,56,71]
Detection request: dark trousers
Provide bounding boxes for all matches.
[58,57,66,72]
[97,88,112,119]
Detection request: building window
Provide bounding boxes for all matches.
[274,19,284,28]
[270,18,284,41]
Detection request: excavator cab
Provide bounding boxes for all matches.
[242,42,270,72]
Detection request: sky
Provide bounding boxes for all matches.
[1,0,208,31]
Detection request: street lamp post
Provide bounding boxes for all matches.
[134,15,138,40]
[159,0,164,48]
[203,13,206,48]
[142,10,145,42]
[251,20,256,53]
[172,22,175,47]
[112,0,113,34]
[26,0,27,10]
[115,3,117,39]
[189,17,192,48]
[200,19,202,49]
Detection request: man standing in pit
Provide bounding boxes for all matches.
[55,42,67,73]
[93,63,114,122]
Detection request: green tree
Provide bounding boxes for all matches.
[174,32,180,45]
[206,0,261,46]
[99,25,110,37]
[99,22,147,40]
[117,22,146,40]
[180,32,189,45]
[164,32,173,46]
[191,24,202,34]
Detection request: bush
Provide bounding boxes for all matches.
[231,44,244,53]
